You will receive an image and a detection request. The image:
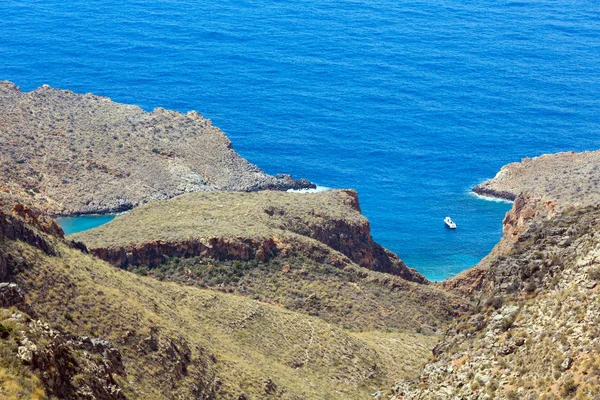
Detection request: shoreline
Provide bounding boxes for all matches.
[286,184,332,193]
[468,189,515,204]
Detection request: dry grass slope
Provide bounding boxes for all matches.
[2,211,438,399]
[125,254,464,333]
[72,190,467,333]
[74,190,366,249]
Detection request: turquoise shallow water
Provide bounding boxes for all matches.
[2,0,599,280]
[56,215,117,235]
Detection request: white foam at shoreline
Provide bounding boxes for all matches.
[469,190,514,204]
[287,185,332,194]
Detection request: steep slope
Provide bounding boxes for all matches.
[0,81,313,216]
[397,149,600,399]
[72,190,467,333]
[396,205,600,399]
[1,205,439,399]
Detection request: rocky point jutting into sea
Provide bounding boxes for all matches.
[0,81,314,216]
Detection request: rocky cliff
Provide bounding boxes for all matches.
[396,205,600,399]
[71,190,469,333]
[74,189,424,281]
[0,81,313,216]
[397,149,600,399]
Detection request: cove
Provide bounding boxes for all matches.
[4,0,599,279]
[56,215,116,235]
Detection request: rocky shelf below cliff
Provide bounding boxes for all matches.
[0,81,314,216]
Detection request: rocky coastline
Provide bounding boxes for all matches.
[0,81,314,216]
[472,149,600,206]
[398,148,600,399]
[5,78,600,399]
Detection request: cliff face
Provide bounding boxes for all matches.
[74,189,425,282]
[0,204,59,267]
[0,81,313,216]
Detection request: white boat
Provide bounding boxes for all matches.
[444,216,457,229]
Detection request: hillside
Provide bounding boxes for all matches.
[396,150,600,399]
[73,190,420,278]
[396,205,600,399]
[0,81,313,216]
[72,190,467,333]
[1,204,440,399]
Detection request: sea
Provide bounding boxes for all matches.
[2,0,600,281]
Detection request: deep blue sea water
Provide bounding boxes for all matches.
[2,0,599,280]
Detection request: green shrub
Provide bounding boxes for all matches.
[562,379,577,397]
[0,323,10,339]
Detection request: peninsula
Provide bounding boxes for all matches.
[0,81,313,216]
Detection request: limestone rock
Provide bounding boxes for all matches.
[0,282,25,308]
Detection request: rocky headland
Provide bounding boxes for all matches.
[472,150,600,205]
[0,82,463,399]
[73,189,422,280]
[0,81,313,216]
[395,150,600,399]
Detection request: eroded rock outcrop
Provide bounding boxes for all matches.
[0,205,58,258]
[12,203,65,237]
[0,311,126,400]
[0,282,26,308]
